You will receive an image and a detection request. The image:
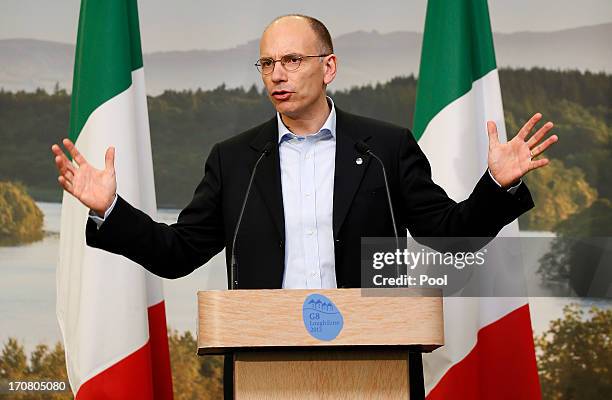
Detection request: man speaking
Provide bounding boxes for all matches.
[51,13,557,395]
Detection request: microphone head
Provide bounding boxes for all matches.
[354,140,370,155]
[262,141,275,156]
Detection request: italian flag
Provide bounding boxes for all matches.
[56,0,173,398]
[413,0,541,398]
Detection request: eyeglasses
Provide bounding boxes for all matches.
[255,53,331,75]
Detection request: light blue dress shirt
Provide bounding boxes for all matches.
[277,97,337,289]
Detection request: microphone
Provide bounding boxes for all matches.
[355,141,401,278]
[230,142,274,290]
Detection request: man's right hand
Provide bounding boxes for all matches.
[51,138,117,216]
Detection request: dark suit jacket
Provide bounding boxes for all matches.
[86,107,534,288]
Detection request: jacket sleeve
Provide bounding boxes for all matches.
[85,144,226,278]
[398,129,534,237]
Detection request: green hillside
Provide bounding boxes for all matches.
[0,68,608,231]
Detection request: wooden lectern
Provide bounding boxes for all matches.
[197,289,443,399]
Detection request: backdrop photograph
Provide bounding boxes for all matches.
[0,0,610,399]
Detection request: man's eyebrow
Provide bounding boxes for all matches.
[259,50,303,58]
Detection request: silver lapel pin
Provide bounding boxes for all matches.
[355,157,363,165]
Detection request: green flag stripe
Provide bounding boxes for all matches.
[69,0,144,142]
[127,0,144,71]
[412,0,497,140]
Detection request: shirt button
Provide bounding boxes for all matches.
[305,153,312,160]
[305,229,314,236]
[311,272,319,277]
[305,192,311,197]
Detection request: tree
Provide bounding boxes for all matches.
[0,181,44,246]
[520,160,597,231]
[535,304,611,400]
[0,339,70,400]
[0,338,28,381]
[537,199,612,297]
[167,329,223,400]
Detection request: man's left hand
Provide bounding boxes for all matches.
[487,113,558,188]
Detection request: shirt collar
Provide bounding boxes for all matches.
[277,96,336,143]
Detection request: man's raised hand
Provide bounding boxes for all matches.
[51,138,117,215]
[487,113,558,188]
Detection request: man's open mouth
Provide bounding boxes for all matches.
[272,90,294,100]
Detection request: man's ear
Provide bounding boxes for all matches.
[323,54,337,86]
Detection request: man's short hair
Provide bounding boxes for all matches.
[268,14,334,54]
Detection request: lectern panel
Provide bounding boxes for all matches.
[234,350,410,400]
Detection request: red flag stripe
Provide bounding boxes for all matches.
[427,304,541,400]
[75,301,173,400]
[147,301,174,400]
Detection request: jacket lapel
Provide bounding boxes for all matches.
[333,108,372,237]
[250,117,285,241]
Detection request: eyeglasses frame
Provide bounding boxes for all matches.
[254,53,332,75]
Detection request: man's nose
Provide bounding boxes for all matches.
[270,61,288,83]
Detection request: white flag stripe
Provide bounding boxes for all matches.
[57,69,158,393]
[131,68,164,308]
[418,70,507,201]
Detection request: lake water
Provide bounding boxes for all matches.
[1,202,609,352]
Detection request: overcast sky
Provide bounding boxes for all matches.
[1,0,611,52]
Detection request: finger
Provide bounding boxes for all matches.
[105,147,116,171]
[62,138,87,166]
[527,122,554,148]
[529,158,549,171]
[52,144,73,169]
[518,113,543,140]
[64,168,74,182]
[55,155,76,175]
[531,135,558,157]
[51,143,67,158]
[487,121,500,147]
[55,157,74,183]
[58,176,73,194]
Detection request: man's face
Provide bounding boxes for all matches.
[259,17,335,119]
